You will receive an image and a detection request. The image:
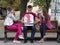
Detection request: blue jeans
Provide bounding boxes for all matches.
[40,23,49,38]
[23,26,36,40]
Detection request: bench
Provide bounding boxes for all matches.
[4,20,58,42]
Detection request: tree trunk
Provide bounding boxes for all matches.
[20,0,29,19]
[45,0,51,13]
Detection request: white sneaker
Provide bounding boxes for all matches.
[38,39,45,43]
[44,35,46,38]
[19,35,24,39]
[13,40,21,43]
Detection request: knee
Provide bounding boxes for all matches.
[32,26,36,30]
[23,26,27,31]
[16,23,22,27]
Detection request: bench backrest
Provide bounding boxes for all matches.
[4,20,58,33]
[51,21,58,30]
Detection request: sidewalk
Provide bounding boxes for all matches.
[0,40,59,45]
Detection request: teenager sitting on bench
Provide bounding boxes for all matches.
[4,8,24,43]
[38,8,53,43]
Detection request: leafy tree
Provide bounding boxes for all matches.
[33,0,46,7]
[0,0,20,10]
[33,0,51,12]
[0,0,29,19]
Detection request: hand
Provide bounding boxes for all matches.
[20,20,24,24]
[17,20,21,22]
[34,21,40,24]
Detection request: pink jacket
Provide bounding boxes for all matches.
[40,15,53,29]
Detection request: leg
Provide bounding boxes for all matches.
[13,23,23,40]
[31,26,36,39]
[6,23,22,40]
[40,24,46,39]
[39,24,46,43]
[13,23,24,43]
[31,26,36,43]
[13,23,22,35]
[23,26,27,43]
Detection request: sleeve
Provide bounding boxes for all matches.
[33,13,37,17]
[11,14,16,21]
[8,14,16,21]
[32,13,37,18]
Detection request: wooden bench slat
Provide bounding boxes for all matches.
[6,29,57,33]
[5,20,58,33]
[27,30,57,33]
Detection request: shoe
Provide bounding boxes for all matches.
[30,39,34,43]
[13,40,21,43]
[24,39,27,43]
[44,35,47,41]
[19,35,24,39]
[38,39,44,43]
[44,35,46,39]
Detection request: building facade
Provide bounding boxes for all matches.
[51,0,60,21]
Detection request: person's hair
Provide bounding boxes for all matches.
[27,5,32,8]
[9,8,15,12]
[7,8,15,15]
[42,8,48,22]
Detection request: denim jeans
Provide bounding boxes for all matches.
[23,25,36,40]
[40,23,49,38]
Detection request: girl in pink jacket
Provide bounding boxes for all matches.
[38,8,53,43]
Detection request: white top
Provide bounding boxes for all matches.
[24,14,34,26]
[4,13,16,26]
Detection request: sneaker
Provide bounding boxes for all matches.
[44,35,46,38]
[24,39,27,43]
[13,40,21,43]
[19,35,24,39]
[30,39,34,43]
[38,39,44,43]
[43,35,47,41]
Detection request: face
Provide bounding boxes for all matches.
[11,9,15,15]
[27,8,32,13]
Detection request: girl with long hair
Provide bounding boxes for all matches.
[38,8,53,43]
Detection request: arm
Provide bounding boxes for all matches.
[10,14,19,23]
[20,17,24,24]
[34,16,40,24]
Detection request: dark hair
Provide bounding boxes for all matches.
[27,5,32,8]
[42,8,48,23]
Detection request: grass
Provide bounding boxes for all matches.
[0,21,3,31]
[0,22,3,24]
